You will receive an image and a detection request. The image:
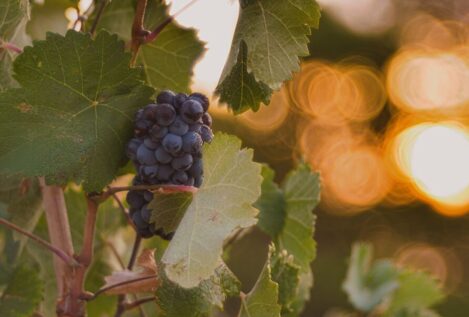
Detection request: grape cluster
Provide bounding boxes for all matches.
[125,90,213,239]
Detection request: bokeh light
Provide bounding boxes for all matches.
[393,122,469,215]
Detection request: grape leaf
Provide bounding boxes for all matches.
[0,264,43,317]
[270,247,300,316]
[0,0,30,91]
[215,40,272,113]
[284,268,313,317]
[88,0,134,41]
[162,133,262,288]
[255,165,285,239]
[239,246,281,317]
[385,270,445,316]
[388,307,441,317]
[216,0,321,112]
[278,163,320,271]
[0,30,154,191]
[149,189,194,236]
[343,243,399,313]
[140,0,205,93]
[156,263,240,317]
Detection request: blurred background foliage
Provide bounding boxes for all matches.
[7,0,469,315]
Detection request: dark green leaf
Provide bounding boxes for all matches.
[0,264,43,317]
[343,243,399,312]
[216,0,321,112]
[0,30,154,191]
[255,165,285,238]
[215,40,272,114]
[149,189,193,236]
[278,163,320,270]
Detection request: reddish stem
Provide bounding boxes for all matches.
[1,41,22,53]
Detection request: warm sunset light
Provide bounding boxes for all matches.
[394,123,469,214]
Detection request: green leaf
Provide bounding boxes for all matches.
[0,175,42,265]
[278,163,320,270]
[149,189,194,236]
[0,0,30,92]
[270,247,301,316]
[88,0,134,41]
[156,264,240,317]
[0,0,29,41]
[255,165,285,238]
[140,0,205,93]
[215,40,272,113]
[389,307,441,317]
[239,246,281,317]
[386,270,445,315]
[0,30,154,191]
[343,243,399,312]
[162,133,262,288]
[284,268,313,317]
[216,0,321,112]
[0,264,43,317]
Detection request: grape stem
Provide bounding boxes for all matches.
[89,0,108,36]
[0,217,78,267]
[130,0,200,66]
[1,41,22,54]
[111,192,137,231]
[115,235,143,317]
[87,274,158,300]
[123,296,157,310]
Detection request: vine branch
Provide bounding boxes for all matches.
[89,0,108,35]
[0,218,78,266]
[88,275,158,300]
[1,41,22,54]
[123,296,157,310]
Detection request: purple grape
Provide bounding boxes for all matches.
[182,131,203,153]
[126,138,142,160]
[132,212,148,229]
[189,123,202,133]
[194,175,204,188]
[157,90,176,105]
[149,125,168,141]
[174,93,188,109]
[137,144,157,165]
[180,100,204,124]
[143,190,153,202]
[141,165,158,179]
[155,146,172,164]
[155,104,176,126]
[157,164,175,181]
[141,204,152,223]
[144,137,159,150]
[171,154,193,171]
[189,92,209,112]
[162,133,183,154]
[135,119,152,135]
[200,125,214,143]
[171,170,189,184]
[126,190,145,209]
[142,104,159,121]
[202,112,212,127]
[169,117,189,136]
[189,158,203,178]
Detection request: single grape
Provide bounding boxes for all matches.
[171,170,189,184]
[171,154,193,171]
[169,117,189,136]
[202,112,212,127]
[132,212,148,230]
[135,109,144,121]
[136,144,157,165]
[155,146,172,164]
[135,119,152,135]
[140,165,158,179]
[143,137,159,150]
[155,103,176,126]
[129,207,139,217]
[126,138,142,160]
[142,104,158,121]
[143,190,153,202]
[194,175,204,188]
[162,133,183,154]
[126,190,145,209]
[182,131,203,153]
[156,90,175,105]
[200,125,214,143]
[189,92,209,112]
[189,122,202,133]
[189,158,203,178]
[174,93,188,109]
[180,100,204,124]
[187,177,195,186]
[149,125,168,141]
[140,204,152,223]
[157,164,175,181]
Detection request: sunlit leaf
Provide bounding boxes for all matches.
[162,133,262,288]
